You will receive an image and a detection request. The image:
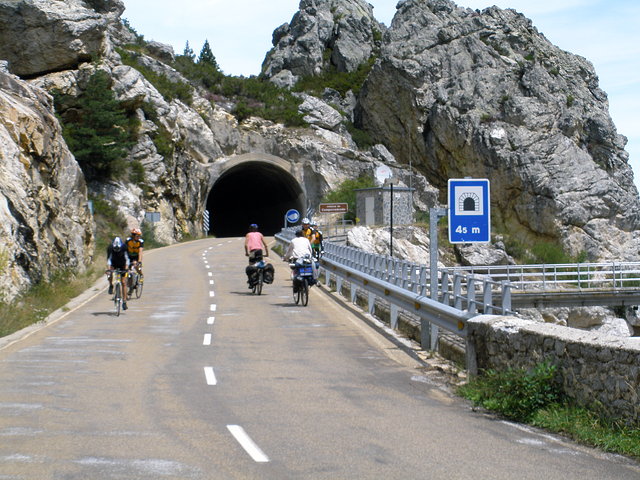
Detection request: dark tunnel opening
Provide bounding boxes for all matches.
[206,161,305,237]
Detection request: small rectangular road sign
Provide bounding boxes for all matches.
[319,203,348,213]
[448,178,490,244]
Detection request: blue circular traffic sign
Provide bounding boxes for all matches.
[286,209,300,223]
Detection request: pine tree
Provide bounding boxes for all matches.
[60,71,133,180]
[183,41,195,61]
[198,40,218,69]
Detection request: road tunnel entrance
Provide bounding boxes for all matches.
[207,160,305,237]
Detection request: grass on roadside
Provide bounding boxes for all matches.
[458,362,640,460]
[0,202,125,339]
[0,266,104,338]
[532,406,640,459]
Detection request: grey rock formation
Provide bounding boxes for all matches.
[0,0,124,77]
[297,93,344,130]
[1,0,639,309]
[262,0,385,84]
[356,0,640,261]
[0,71,93,301]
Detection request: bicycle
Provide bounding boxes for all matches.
[128,264,144,299]
[109,268,127,316]
[290,256,314,306]
[250,260,266,295]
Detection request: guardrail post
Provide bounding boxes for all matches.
[483,279,493,314]
[453,274,463,310]
[390,303,399,329]
[501,281,512,313]
[368,292,375,315]
[467,277,477,314]
[441,271,450,305]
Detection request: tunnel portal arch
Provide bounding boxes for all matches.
[206,154,305,237]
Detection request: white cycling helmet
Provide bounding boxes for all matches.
[302,217,310,224]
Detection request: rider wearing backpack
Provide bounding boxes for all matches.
[310,221,324,259]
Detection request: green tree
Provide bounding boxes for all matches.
[198,39,218,69]
[322,175,377,222]
[59,71,134,180]
[183,41,195,61]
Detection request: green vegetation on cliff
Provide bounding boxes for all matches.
[53,70,137,181]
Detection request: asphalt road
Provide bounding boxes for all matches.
[0,237,639,479]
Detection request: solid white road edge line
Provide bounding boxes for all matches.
[203,334,212,345]
[227,425,270,463]
[204,367,217,385]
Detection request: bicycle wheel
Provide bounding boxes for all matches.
[301,279,309,306]
[135,273,144,299]
[256,270,263,295]
[114,282,122,316]
[293,280,300,304]
[127,272,136,296]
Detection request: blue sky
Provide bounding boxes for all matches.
[123,0,639,188]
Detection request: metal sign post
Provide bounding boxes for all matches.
[384,177,399,257]
[426,207,447,350]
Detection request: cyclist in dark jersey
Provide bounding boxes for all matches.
[107,236,130,310]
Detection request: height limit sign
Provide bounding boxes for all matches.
[448,178,490,244]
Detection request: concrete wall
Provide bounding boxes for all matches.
[467,316,640,425]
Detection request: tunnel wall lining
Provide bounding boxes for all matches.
[216,153,296,178]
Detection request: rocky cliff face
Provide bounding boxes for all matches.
[0,0,124,77]
[1,0,639,302]
[0,66,93,301]
[263,0,385,87]
[355,0,640,260]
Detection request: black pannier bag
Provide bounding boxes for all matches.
[263,263,275,283]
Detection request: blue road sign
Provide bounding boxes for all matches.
[285,209,300,224]
[448,178,490,244]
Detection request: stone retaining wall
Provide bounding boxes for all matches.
[467,315,640,425]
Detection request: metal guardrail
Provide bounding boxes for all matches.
[326,243,515,316]
[443,262,640,292]
[275,228,640,345]
[275,231,474,346]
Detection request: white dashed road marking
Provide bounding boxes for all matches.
[207,317,215,325]
[210,304,217,312]
[203,334,212,346]
[204,367,217,385]
[227,425,269,463]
